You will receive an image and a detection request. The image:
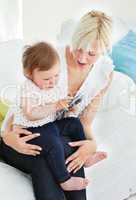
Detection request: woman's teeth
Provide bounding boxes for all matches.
[77,61,86,66]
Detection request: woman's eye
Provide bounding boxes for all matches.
[77,48,82,53]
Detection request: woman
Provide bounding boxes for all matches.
[0,10,113,200]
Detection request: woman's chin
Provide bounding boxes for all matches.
[76,60,88,69]
[77,63,88,69]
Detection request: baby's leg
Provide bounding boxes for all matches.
[26,123,88,191]
[56,117,86,141]
[84,151,107,168]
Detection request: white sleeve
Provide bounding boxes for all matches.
[1,107,14,134]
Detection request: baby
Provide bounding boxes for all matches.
[12,42,106,191]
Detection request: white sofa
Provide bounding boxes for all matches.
[0,70,136,200]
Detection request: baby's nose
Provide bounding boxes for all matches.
[49,78,56,85]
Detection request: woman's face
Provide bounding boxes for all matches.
[74,40,102,69]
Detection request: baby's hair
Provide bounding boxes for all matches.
[23,42,60,75]
[72,10,113,53]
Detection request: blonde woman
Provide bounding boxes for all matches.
[0,11,114,200]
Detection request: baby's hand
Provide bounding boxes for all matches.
[66,105,78,117]
[68,106,76,112]
[56,98,72,111]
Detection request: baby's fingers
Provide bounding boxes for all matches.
[59,101,69,110]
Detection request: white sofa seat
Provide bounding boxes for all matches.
[0,162,35,200]
[86,108,136,200]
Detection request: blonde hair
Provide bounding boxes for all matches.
[72,10,112,53]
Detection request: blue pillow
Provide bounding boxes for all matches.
[111,31,136,83]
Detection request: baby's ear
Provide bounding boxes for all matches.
[23,69,32,79]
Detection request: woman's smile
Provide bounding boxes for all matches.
[77,60,88,68]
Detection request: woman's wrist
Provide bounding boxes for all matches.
[82,125,93,139]
[84,139,97,154]
[2,133,10,146]
[2,129,14,147]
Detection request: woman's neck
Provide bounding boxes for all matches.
[67,64,94,97]
[69,63,93,78]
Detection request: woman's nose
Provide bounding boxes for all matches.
[79,53,87,63]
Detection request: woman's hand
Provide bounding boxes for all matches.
[65,46,77,69]
[3,125,42,156]
[66,140,96,173]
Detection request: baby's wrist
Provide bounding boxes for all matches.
[55,101,61,111]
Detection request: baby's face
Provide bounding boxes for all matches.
[32,62,60,90]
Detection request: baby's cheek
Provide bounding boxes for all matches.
[36,80,45,89]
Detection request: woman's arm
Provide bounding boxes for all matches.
[66,72,113,173]
[2,115,42,156]
[65,92,104,173]
[80,72,113,130]
[80,71,114,138]
[2,97,69,154]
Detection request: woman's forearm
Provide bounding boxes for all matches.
[82,124,97,153]
[82,124,93,140]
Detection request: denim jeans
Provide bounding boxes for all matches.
[0,118,87,200]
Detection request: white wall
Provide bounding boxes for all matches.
[23,0,136,44]
[0,0,22,42]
